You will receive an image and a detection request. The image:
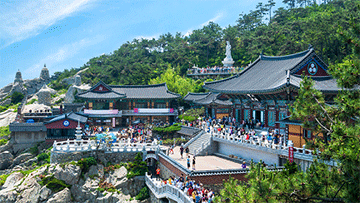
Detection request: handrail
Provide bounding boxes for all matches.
[145,173,193,203]
[183,130,204,148]
[158,151,191,175]
[52,138,163,153]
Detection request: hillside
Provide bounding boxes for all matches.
[50,0,360,93]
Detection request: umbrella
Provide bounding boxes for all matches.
[260,131,269,136]
[95,133,106,139]
[26,119,34,123]
[109,133,117,139]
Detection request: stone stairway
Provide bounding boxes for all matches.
[185,131,212,155]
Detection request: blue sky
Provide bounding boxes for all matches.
[0,0,286,88]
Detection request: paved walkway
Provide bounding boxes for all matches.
[168,146,245,170]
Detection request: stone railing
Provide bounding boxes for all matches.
[183,130,204,149]
[52,138,162,153]
[190,166,284,177]
[145,173,193,203]
[212,132,315,161]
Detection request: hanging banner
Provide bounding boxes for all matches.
[112,118,115,128]
[289,146,294,163]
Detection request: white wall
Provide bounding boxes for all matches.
[217,142,279,166]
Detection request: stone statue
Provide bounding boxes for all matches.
[225,41,231,59]
[222,41,234,67]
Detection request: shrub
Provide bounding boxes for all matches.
[135,186,150,200]
[11,92,24,104]
[37,152,50,164]
[0,126,10,137]
[39,175,71,193]
[76,157,97,173]
[0,139,8,146]
[29,146,39,155]
[27,98,37,105]
[126,153,147,179]
[0,174,10,187]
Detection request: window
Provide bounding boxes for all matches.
[135,103,146,108]
[303,129,312,139]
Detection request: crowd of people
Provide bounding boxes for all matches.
[117,125,152,143]
[183,116,286,146]
[155,173,215,203]
[187,66,242,74]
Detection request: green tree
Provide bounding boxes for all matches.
[10,92,24,104]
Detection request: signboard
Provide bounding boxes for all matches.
[134,108,138,113]
[63,120,70,127]
[170,108,174,113]
[136,108,173,113]
[289,146,294,163]
[84,109,119,115]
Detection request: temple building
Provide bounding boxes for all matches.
[183,92,232,119]
[76,81,180,127]
[203,47,340,135]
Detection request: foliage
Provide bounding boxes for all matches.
[0,126,10,137]
[152,123,182,133]
[162,137,187,146]
[10,92,24,104]
[36,152,50,164]
[125,153,147,179]
[135,186,150,201]
[179,107,205,122]
[29,146,39,155]
[0,139,8,146]
[26,98,37,105]
[39,175,71,193]
[149,67,204,96]
[76,157,97,174]
[0,174,10,187]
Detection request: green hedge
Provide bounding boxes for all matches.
[0,126,9,137]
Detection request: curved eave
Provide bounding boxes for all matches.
[204,82,292,95]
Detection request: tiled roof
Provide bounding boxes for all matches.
[183,92,210,101]
[204,48,338,94]
[46,112,88,124]
[9,122,47,132]
[77,91,125,99]
[184,92,232,106]
[177,126,202,136]
[111,83,181,99]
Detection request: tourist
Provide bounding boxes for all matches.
[180,145,184,159]
[242,161,247,169]
[187,156,191,169]
[185,147,189,157]
[156,167,160,180]
[192,156,196,170]
[169,144,174,154]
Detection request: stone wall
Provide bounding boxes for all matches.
[158,156,188,179]
[13,131,46,144]
[50,150,139,164]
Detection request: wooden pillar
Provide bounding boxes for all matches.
[89,102,93,110]
[152,101,154,108]
[166,101,169,108]
[128,101,131,110]
[147,101,150,108]
[109,102,113,110]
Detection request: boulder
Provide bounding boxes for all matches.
[96,192,120,203]
[0,151,13,170]
[70,184,97,202]
[39,186,52,201]
[88,164,104,178]
[54,164,81,185]
[0,188,17,203]
[46,188,71,203]
[106,166,127,185]
[117,176,145,196]
[16,176,41,203]
[12,153,33,166]
[2,172,24,189]
[0,98,11,106]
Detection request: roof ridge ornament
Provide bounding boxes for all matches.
[308,44,313,50]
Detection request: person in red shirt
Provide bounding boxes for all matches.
[156,167,160,180]
[188,186,194,196]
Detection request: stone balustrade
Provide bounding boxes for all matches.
[145,173,193,203]
[212,131,315,161]
[52,138,162,153]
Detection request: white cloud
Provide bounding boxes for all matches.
[184,12,224,37]
[24,35,105,78]
[0,0,95,49]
